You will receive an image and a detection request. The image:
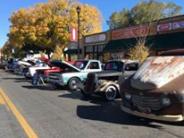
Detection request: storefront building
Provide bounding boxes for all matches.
[64,39,83,61]
[104,15,184,59]
[83,32,110,61]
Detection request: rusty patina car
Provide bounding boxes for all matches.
[82,60,139,101]
[120,50,184,122]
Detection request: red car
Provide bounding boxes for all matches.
[33,60,76,85]
[44,60,76,77]
[44,67,63,77]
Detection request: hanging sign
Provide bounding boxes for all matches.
[70,27,77,42]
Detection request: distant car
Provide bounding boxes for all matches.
[48,60,102,90]
[13,60,35,75]
[5,58,19,71]
[120,49,184,122]
[0,60,7,69]
[82,60,139,101]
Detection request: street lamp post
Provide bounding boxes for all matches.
[76,6,81,59]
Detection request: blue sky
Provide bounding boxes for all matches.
[0,0,184,48]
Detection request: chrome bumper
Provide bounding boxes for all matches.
[121,105,184,122]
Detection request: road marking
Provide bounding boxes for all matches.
[0,93,5,105]
[0,88,38,138]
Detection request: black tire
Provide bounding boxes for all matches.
[54,83,62,89]
[68,77,82,91]
[80,89,91,98]
[105,85,118,101]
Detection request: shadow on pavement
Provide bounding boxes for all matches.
[2,77,32,83]
[76,101,184,128]
[58,91,109,102]
[58,91,83,99]
[22,85,65,91]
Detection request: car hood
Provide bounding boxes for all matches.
[131,56,184,90]
[61,61,81,72]
[17,61,32,66]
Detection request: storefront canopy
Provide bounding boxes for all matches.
[103,38,137,52]
[64,49,81,54]
[104,32,184,52]
[154,32,184,50]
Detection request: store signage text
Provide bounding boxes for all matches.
[85,33,106,44]
[157,20,184,32]
[111,24,152,40]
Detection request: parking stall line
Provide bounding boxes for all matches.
[0,88,38,138]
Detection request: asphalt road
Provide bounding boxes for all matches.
[0,69,183,138]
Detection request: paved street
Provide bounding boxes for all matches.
[0,69,183,138]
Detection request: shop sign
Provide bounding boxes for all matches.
[85,33,106,44]
[157,23,172,32]
[112,24,150,40]
[172,21,184,30]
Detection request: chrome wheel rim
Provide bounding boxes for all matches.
[105,86,117,101]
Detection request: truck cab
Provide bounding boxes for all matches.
[48,60,102,90]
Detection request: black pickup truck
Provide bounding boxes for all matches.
[81,60,139,101]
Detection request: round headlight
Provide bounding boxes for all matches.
[162,97,171,106]
[125,93,132,100]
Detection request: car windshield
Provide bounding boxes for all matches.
[74,61,88,70]
[104,61,124,71]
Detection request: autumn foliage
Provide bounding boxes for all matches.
[7,0,102,57]
[127,38,150,63]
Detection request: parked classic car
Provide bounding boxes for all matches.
[5,58,19,71]
[0,60,7,69]
[120,50,184,122]
[42,60,76,79]
[27,60,50,78]
[14,60,35,75]
[82,60,139,101]
[48,60,102,90]
[31,60,68,85]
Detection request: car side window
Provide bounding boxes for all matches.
[125,63,139,71]
[88,62,100,69]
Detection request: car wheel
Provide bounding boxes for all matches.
[105,85,118,101]
[68,78,81,91]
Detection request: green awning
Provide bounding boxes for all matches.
[64,49,81,54]
[153,32,184,50]
[104,32,184,52]
[103,38,137,52]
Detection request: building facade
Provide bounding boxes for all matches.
[104,15,184,59]
[83,32,110,61]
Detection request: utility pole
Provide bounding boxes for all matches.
[76,6,81,59]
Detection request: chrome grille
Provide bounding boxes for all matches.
[132,95,162,111]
